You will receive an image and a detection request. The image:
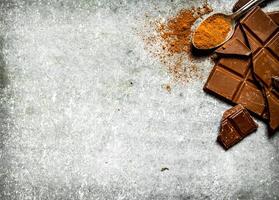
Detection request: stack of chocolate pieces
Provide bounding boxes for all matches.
[204,5,279,149]
[218,104,258,149]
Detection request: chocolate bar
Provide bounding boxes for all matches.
[204,25,267,118]
[241,7,279,132]
[218,104,258,149]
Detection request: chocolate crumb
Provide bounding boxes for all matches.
[163,84,172,93]
[161,167,169,171]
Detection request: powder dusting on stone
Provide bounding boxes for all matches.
[140,4,213,84]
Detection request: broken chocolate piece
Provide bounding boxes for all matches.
[241,7,279,132]
[218,104,258,149]
[215,38,251,56]
[204,25,267,118]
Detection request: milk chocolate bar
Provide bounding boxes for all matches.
[204,25,267,118]
[241,7,279,132]
[218,104,258,149]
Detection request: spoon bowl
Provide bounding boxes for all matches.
[191,0,266,50]
[192,13,235,50]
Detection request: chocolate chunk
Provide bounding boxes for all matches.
[204,26,267,118]
[232,0,267,12]
[241,7,279,132]
[215,38,251,56]
[218,104,258,149]
[232,24,247,43]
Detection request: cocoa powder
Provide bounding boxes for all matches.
[141,4,213,84]
[193,14,231,49]
[159,5,212,54]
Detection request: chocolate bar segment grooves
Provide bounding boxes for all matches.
[240,7,279,131]
[204,25,267,118]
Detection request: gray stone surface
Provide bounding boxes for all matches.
[0,0,278,199]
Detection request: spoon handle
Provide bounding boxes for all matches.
[231,0,266,20]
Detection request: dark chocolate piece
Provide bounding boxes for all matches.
[241,7,279,132]
[204,26,267,118]
[215,38,251,56]
[232,0,267,12]
[218,104,258,149]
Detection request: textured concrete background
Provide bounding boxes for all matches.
[0,0,279,199]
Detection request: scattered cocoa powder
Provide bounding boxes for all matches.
[159,5,212,54]
[140,4,213,84]
[163,84,172,93]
